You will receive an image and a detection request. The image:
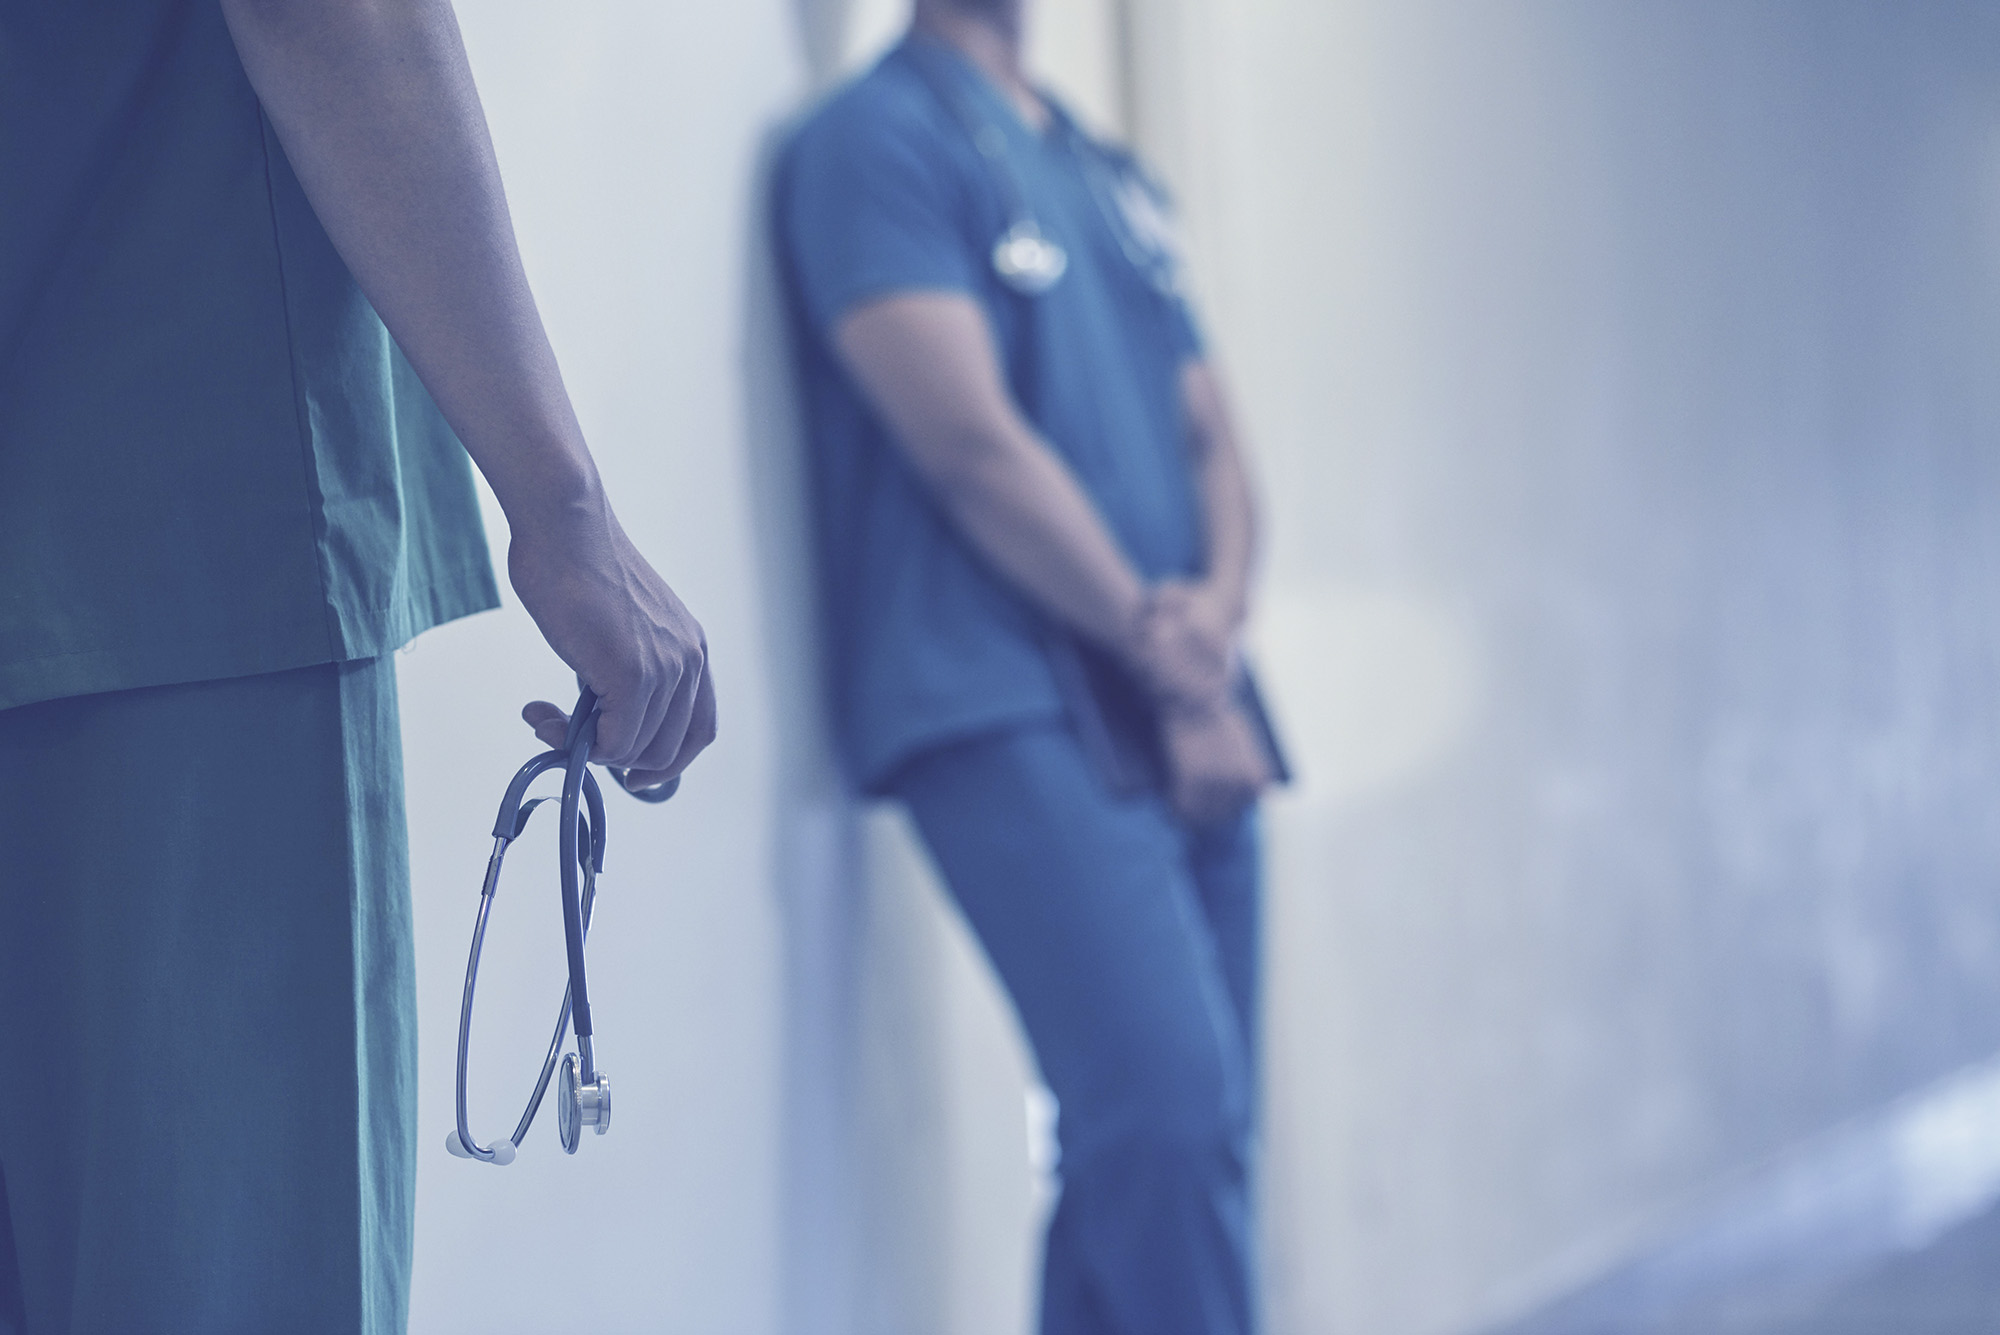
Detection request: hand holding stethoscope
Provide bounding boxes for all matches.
[445,685,676,1165]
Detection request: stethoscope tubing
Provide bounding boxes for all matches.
[901,37,1180,302]
[557,697,599,1060]
[451,687,610,1164]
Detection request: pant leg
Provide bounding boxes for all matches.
[1185,810,1262,1086]
[891,723,1258,1335]
[0,658,415,1335]
[0,1165,20,1335]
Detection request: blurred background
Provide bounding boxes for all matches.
[392,1,2000,1331]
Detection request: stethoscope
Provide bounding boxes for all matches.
[445,685,676,1164]
[902,39,1185,302]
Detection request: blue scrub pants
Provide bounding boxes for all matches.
[0,659,414,1335]
[890,721,1260,1335]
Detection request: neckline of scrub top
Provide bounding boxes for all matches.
[899,32,1066,146]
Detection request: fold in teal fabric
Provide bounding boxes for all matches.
[0,1,498,712]
[0,658,416,1335]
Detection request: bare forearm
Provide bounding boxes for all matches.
[222,0,716,777]
[1182,362,1257,628]
[836,294,1148,653]
[220,0,599,531]
[1195,437,1255,624]
[930,424,1149,649]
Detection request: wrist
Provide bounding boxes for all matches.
[1163,693,1233,725]
[1194,576,1248,634]
[1109,581,1161,668]
[496,446,610,548]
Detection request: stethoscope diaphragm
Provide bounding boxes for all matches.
[992,221,1069,295]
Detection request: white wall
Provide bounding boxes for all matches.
[396,3,806,1330]
[388,5,2000,1334]
[1153,3,2000,1333]
[395,5,1107,1332]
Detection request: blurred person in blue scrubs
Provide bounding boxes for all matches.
[776,1,1277,1331]
[0,1,715,1331]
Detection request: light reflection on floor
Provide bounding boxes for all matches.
[1495,1054,2000,1334]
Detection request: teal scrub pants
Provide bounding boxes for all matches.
[890,722,1260,1335]
[0,659,415,1335]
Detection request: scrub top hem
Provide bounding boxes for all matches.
[856,699,1067,796]
[0,569,499,715]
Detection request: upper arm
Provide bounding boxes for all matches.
[833,292,1030,492]
[779,97,983,339]
[781,95,1030,490]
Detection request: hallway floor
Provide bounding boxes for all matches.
[1503,1197,2000,1334]
[1495,1055,2000,1335]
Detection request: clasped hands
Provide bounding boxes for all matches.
[1119,579,1275,826]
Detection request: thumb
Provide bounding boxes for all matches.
[522,700,570,751]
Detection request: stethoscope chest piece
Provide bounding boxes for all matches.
[557,1052,612,1154]
[992,221,1067,296]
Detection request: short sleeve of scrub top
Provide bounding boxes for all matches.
[0,1,500,712]
[781,91,984,333]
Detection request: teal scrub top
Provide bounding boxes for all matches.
[775,37,1207,792]
[0,1,500,713]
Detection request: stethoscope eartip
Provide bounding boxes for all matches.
[445,1127,516,1165]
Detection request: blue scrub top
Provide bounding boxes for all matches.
[776,36,1208,791]
[0,1,499,712]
